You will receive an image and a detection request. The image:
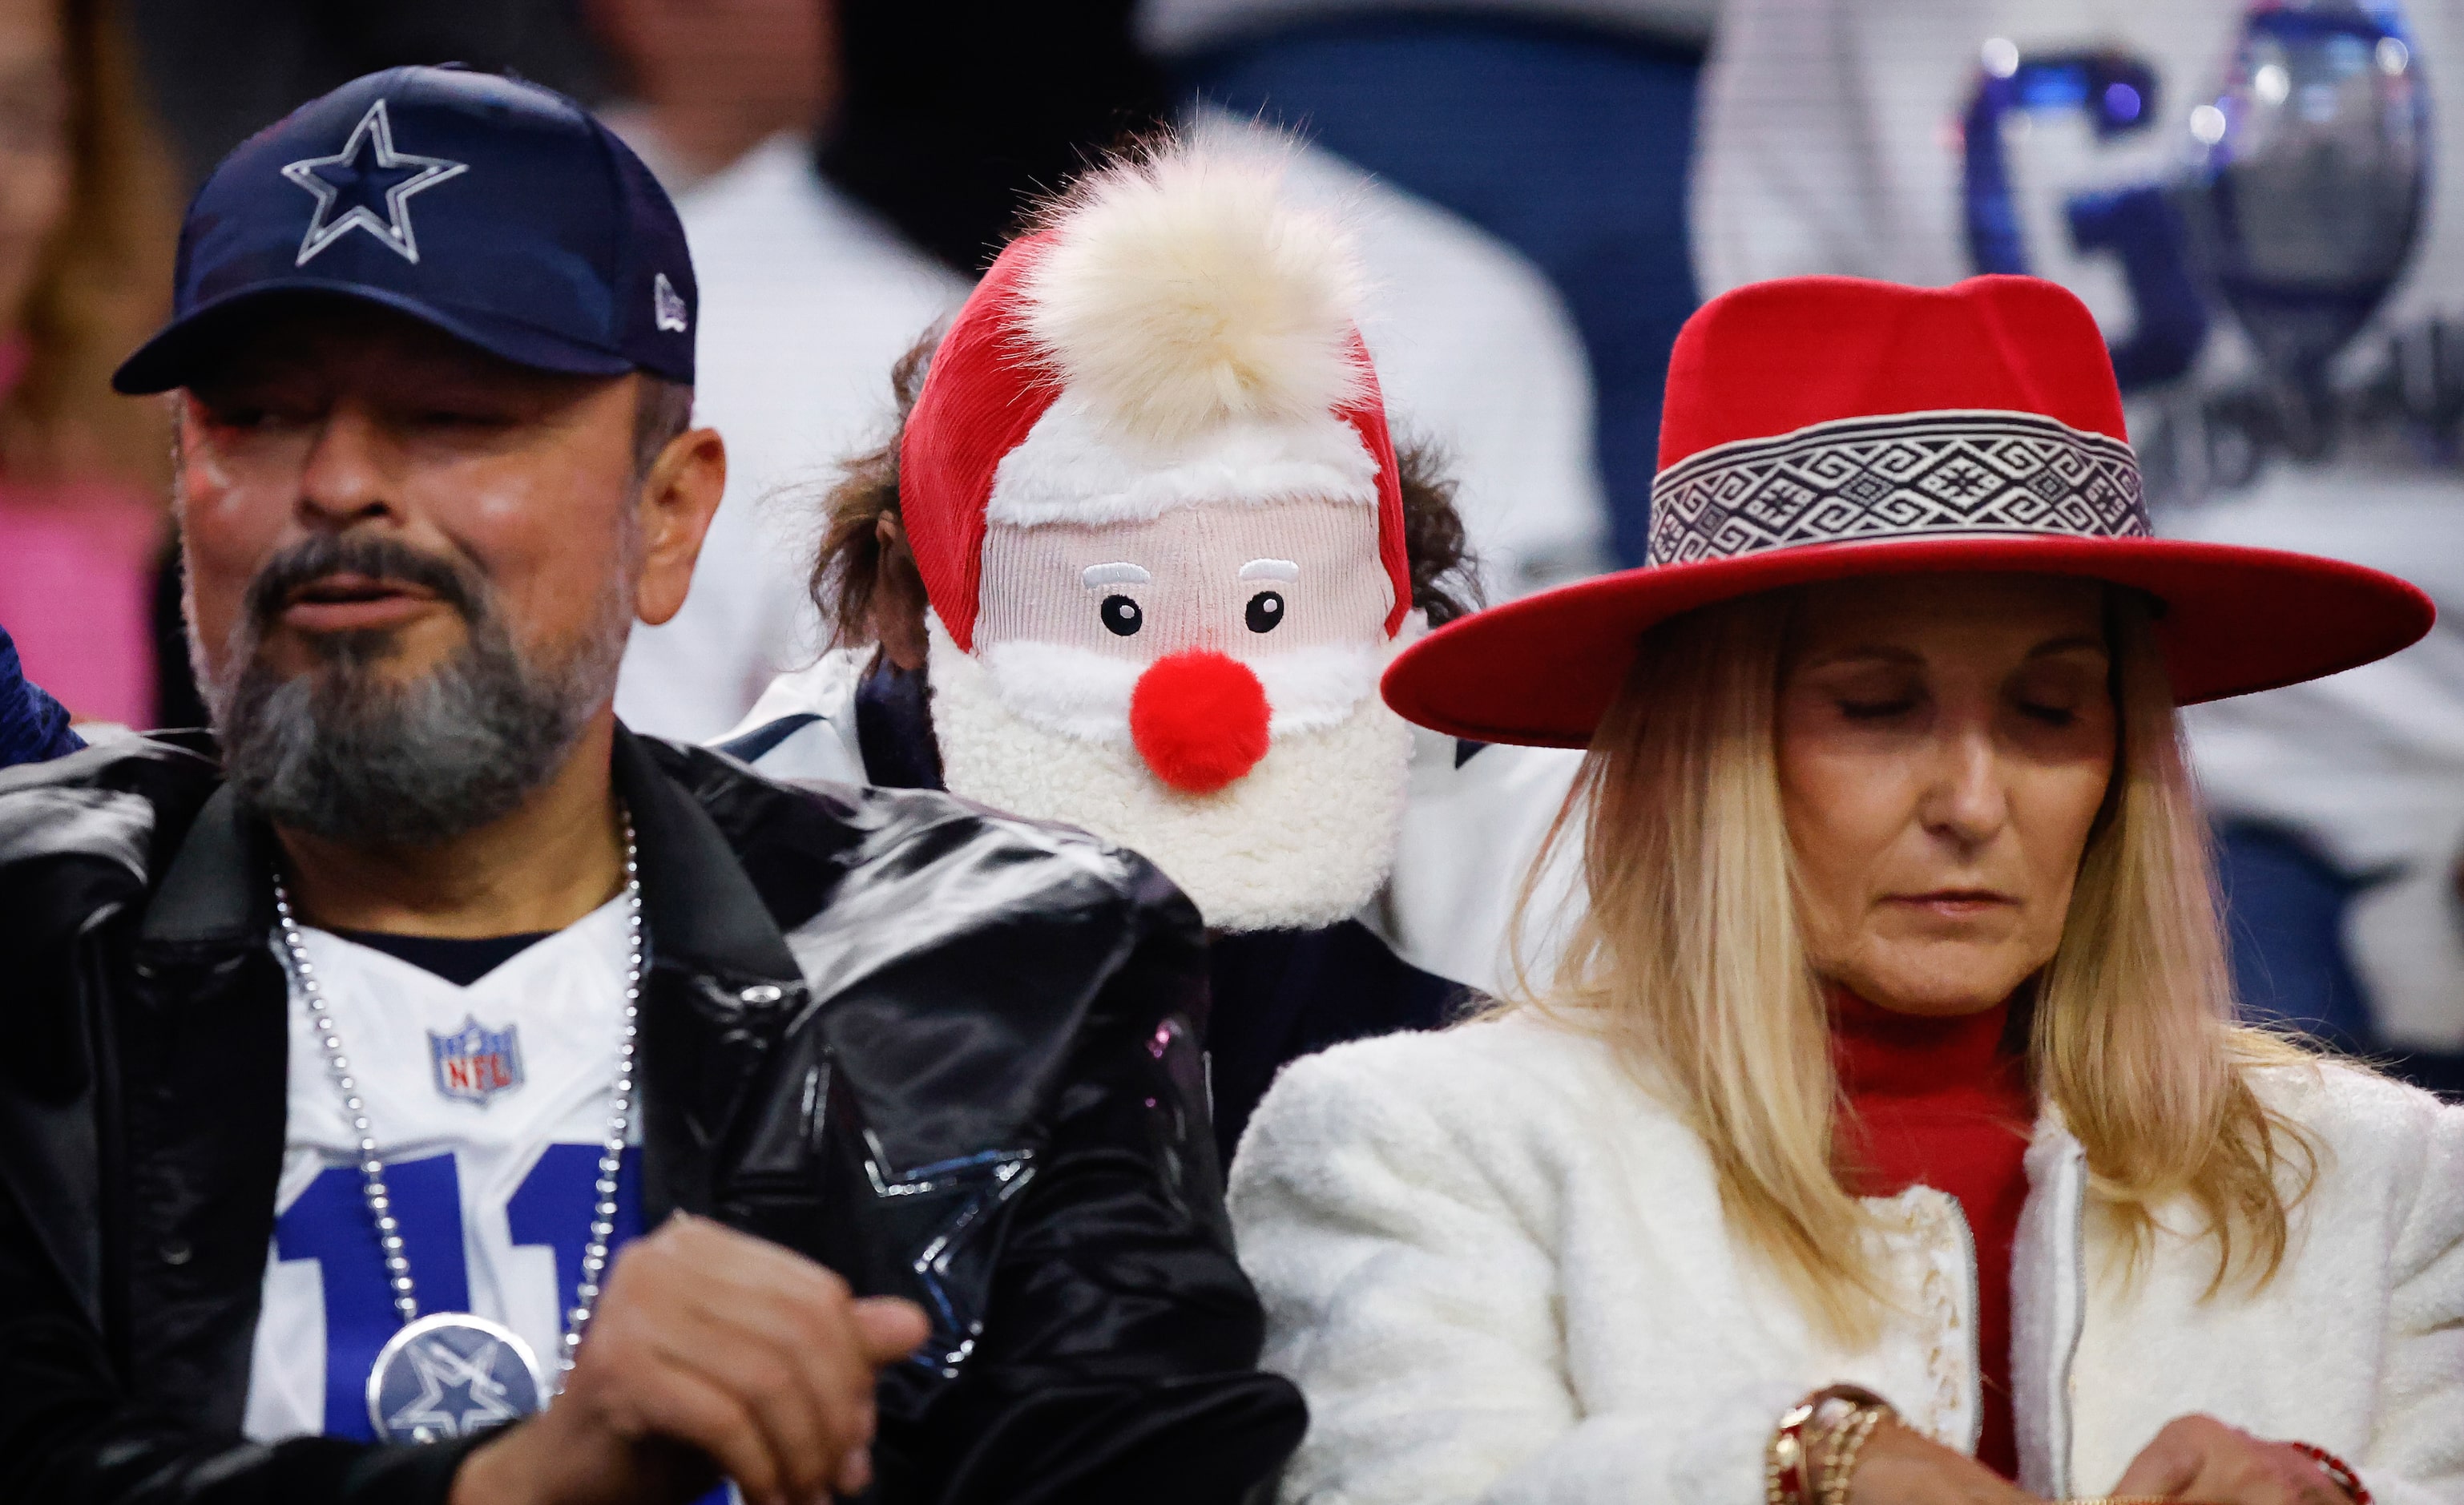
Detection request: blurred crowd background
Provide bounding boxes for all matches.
[7,0,2461,1091]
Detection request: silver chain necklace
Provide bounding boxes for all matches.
[269,813,644,1442]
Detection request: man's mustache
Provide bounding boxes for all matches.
[244,532,484,629]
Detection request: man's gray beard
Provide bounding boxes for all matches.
[203,562,630,849]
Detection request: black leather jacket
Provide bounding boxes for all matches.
[730,655,1467,1165]
[0,728,1305,1504]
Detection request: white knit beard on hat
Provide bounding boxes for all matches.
[926,614,1414,933]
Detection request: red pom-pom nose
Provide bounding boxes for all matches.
[1129,651,1271,794]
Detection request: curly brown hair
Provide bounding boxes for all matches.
[809,327,1482,658]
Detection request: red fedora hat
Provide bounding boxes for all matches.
[1384,275,2434,748]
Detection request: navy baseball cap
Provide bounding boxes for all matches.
[115,66,696,394]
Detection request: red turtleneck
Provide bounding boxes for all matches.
[1829,988,2034,1480]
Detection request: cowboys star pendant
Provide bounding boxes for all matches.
[368,1313,547,1444]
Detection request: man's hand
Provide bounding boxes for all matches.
[1845,1419,2050,1505]
[2110,1415,2352,1505]
[451,1213,930,1505]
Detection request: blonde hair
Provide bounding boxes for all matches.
[1502,586,2318,1343]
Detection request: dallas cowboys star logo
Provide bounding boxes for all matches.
[860,1134,1037,1378]
[280,99,469,267]
[383,1333,523,1440]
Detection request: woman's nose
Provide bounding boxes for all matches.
[1918,724,2007,846]
[1129,650,1271,794]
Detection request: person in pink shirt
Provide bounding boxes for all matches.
[0,0,178,727]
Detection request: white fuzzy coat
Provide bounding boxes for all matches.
[1228,1011,2464,1504]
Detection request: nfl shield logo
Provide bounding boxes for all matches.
[429,1015,523,1106]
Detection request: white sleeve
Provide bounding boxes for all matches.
[1366,734,1585,1000]
[2365,1095,2464,1505]
[615,490,814,743]
[1691,0,1991,294]
[1230,1046,1789,1505]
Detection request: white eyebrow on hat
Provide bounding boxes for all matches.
[1240,559,1301,583]
[1082,562,1151,588]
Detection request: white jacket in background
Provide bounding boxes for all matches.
[612,135,970,743]
[1230,1011,2464,1504]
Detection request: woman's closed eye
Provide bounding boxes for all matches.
[1805,661,1926,723]
[1838,694,1920,721]
[2006,655,2107,732]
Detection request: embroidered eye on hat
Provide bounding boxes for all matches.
[1382,274,2434,747]
[113,65,696,394]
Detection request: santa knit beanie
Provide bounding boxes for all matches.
[896,139,1415,660]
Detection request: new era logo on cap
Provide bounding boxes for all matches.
[114,66,698,393]
[281,99,469,267]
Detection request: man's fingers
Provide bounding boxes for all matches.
[663,1212,853,1294]
[836,1444,874,1499]
[647,1217,916,1366]
[581,1217,914,1504]
[614,1359,790,1505]
[585,1245,850,1505]
[852,1297,931,1363]
[659,1338,846,1505]
[678,1291,881,1491]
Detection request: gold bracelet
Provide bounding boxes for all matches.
[1817,1404,1887,1505]
[1766,1386,1897,1505]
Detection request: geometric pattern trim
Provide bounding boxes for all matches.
[1649,410,2147,567]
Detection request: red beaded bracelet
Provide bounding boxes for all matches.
[2290,1442,2370,1504]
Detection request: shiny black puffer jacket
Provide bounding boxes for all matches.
[0,728,1305,1504]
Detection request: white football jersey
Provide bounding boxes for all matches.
[242,898,644,1444]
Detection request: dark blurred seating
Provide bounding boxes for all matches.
[124,0,607,187]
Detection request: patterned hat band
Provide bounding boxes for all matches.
[1647,410,2148,568]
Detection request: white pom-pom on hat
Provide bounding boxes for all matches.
[895,127,1414,650]
[1018,136,1370,450]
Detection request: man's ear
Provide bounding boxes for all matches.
[873,513,932,671]
[632,426,727,627]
